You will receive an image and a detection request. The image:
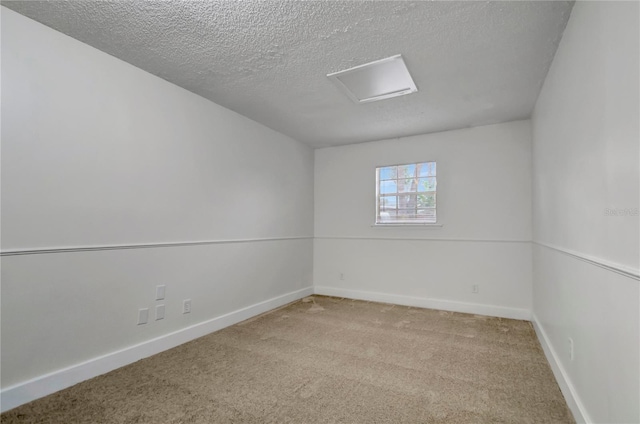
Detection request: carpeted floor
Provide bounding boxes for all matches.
[2,296,574,423]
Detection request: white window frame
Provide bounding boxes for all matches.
[374,161,438,226]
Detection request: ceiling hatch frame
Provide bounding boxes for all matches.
[327,54,418,104]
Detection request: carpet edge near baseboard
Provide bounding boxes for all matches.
[0,286,314,413]
[313,286,531,321]
[531,314,591,424]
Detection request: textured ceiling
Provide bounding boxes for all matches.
[2,1,573,148]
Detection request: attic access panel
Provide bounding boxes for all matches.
[327,55,418,104]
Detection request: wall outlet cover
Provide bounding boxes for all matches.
[156,285,166,300]
[155,304,165,320]
[183,299,192,314]
[137,308,149,325]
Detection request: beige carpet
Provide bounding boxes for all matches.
[2,296,574,423]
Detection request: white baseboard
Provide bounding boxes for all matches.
[0,286,314,413]
[313,286,531,320]
[531,313,590,424]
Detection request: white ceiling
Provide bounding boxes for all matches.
[2,1,574,148]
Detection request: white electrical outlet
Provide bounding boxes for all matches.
[156,285,166,300]
[569,337,574,361]
[472,284,479,293]
[340,273,345,281]
[183,299,192,314]
[155,304,165,320]
[137,308,149,325]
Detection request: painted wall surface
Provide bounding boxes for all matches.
[314,121,533,318]
[1,7,313,390]
[531,2,640,423]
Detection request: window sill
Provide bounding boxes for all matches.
[371,223,443,229]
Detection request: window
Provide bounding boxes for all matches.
[375,161,437,225]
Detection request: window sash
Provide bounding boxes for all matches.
[376,161,437,224]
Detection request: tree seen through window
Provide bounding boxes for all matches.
[376,162,436,224]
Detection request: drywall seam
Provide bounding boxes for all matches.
[532,313,591,424]
[1,236,314,257]
[0,286,314,413]
[533,241,639,281]
[316,236,531,243]
[313,286,530,320]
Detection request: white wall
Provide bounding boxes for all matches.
[1,7,314,408]
[531,1,639,423]
[314,120,532,319]
[5,2,639,421]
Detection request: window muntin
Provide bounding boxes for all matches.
[376,161,436,224]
